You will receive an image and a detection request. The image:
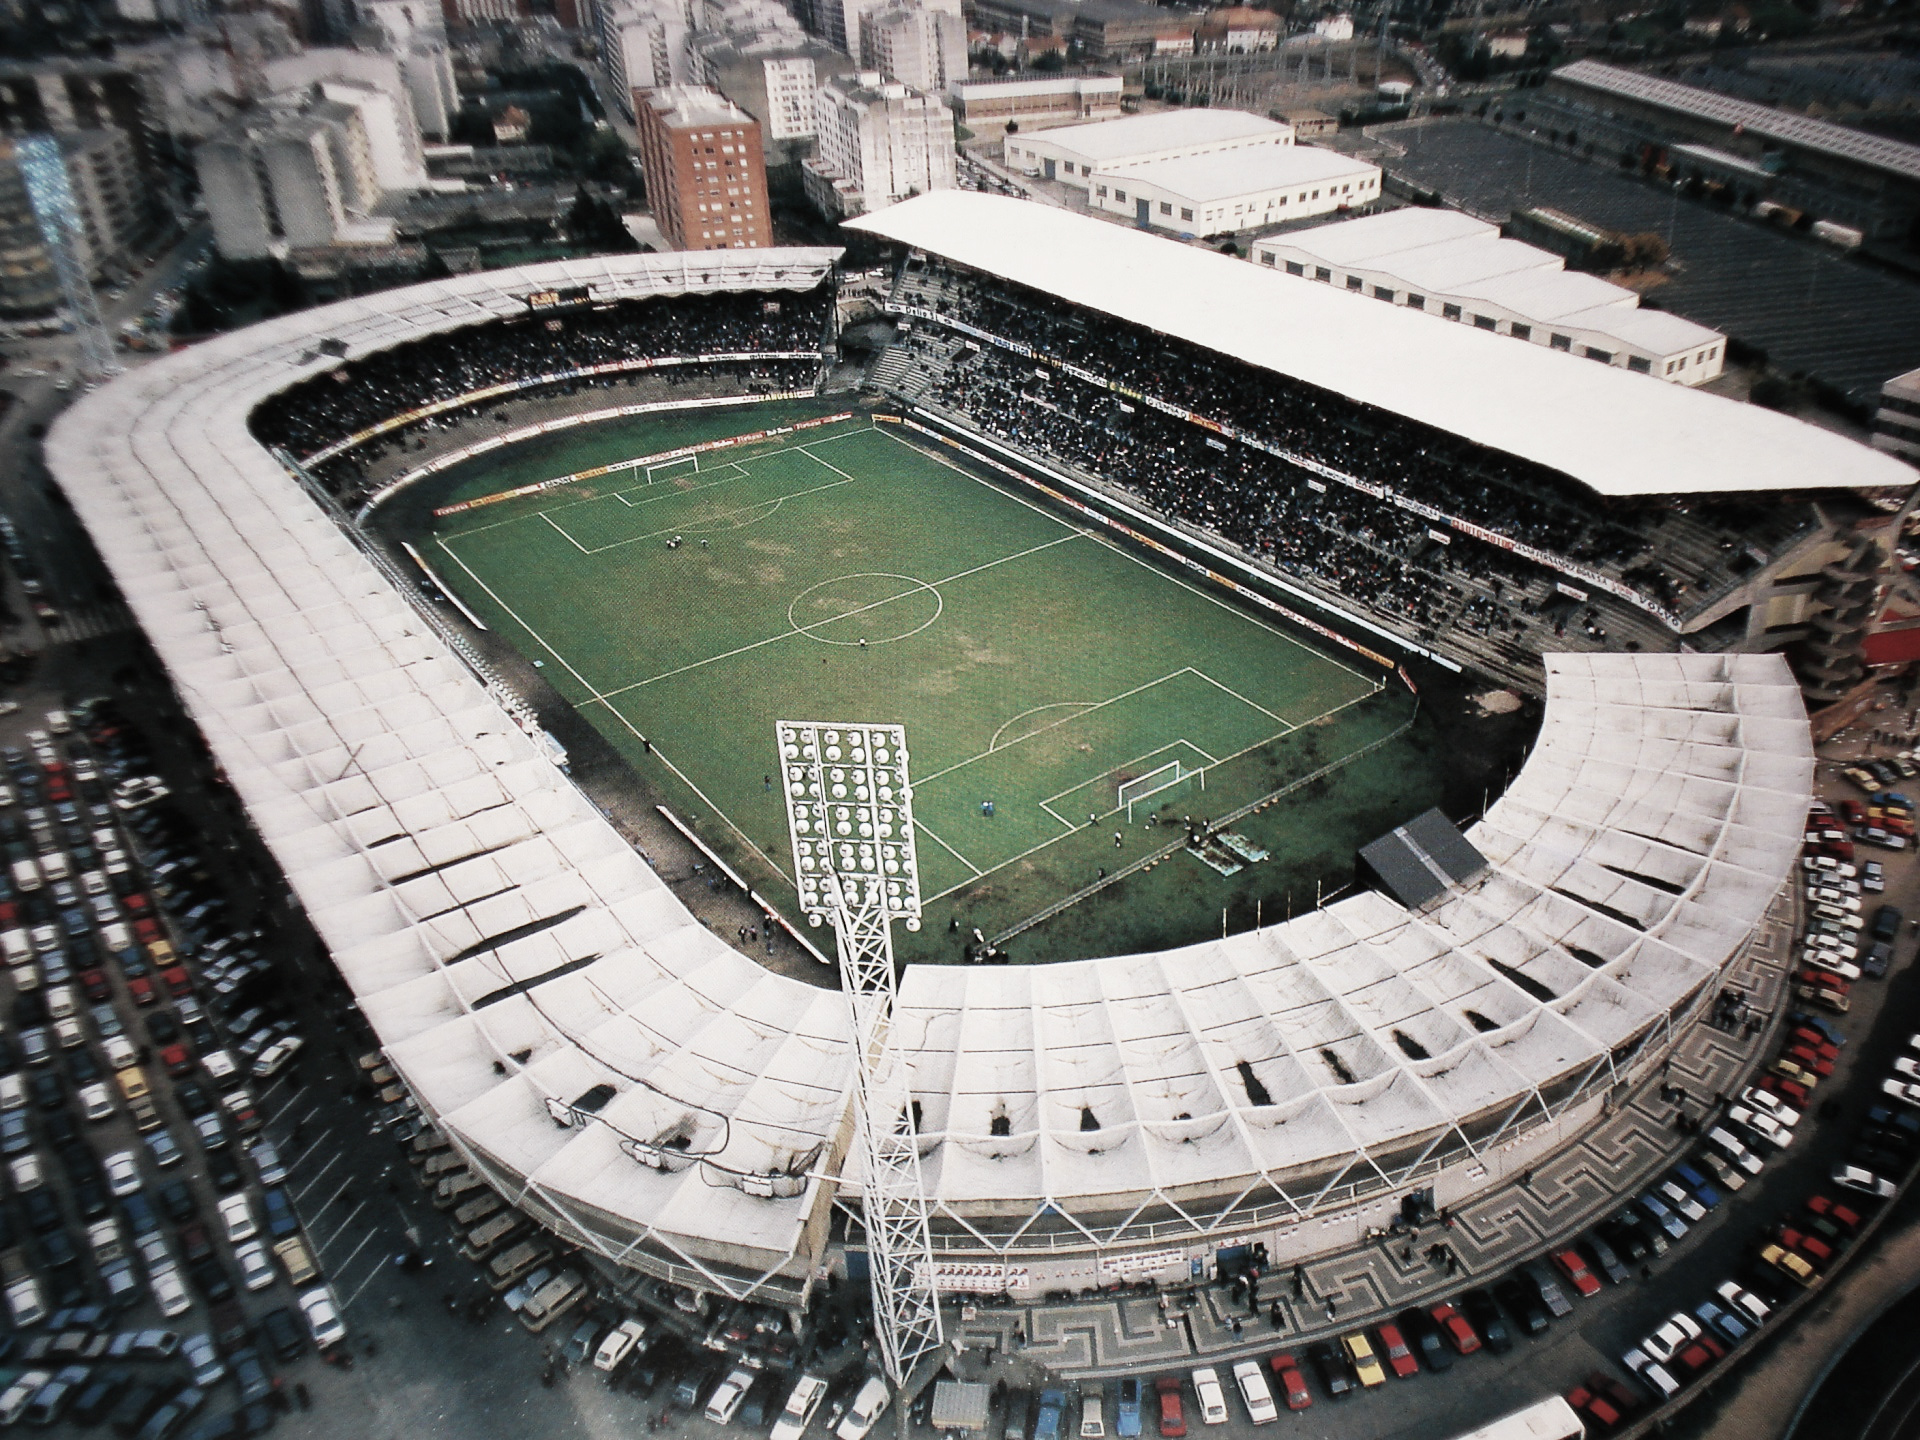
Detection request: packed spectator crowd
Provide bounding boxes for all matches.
[250,287,833,465]
[892,260,1819,622]
[921,344,1517,645]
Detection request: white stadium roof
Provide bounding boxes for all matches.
[850,190,1913,497]
[45,252,1812,1290]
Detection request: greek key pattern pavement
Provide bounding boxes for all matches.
[962,893,1796,1378]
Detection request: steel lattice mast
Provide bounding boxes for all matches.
[777,721,944,1388]
[17,135,121,384]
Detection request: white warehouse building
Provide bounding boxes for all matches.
[1002,106,1292,189]
[1252,208,1727,385]
[1091,145,1381,235]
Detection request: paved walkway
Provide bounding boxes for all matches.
[953,893,1794,1378]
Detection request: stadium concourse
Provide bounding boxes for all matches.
[44,241,1820,1323]
[852,191,1913,695]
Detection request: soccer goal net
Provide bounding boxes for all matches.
[644,453,698,484]
[1119,759,1203,821]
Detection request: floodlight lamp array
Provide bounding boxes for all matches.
[777,721,921,929]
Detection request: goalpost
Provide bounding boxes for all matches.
[642,453,699,484]
[1119,759,1203,822]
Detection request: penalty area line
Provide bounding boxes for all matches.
[434,536,611,705]
[913,819,983,879]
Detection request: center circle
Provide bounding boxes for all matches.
[788,572,943,646]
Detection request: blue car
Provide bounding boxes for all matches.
[1034,1391,1066,1440]
[1115,1379,1141,1439]
[1671,1163,1721,1210]
[1695,1299,1748,1345]
[1638,1193,1688,1241]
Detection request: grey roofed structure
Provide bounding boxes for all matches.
[851,191,1908,496]
[1551,59,1920,185]
[43,248,1813,1301]
[1360,808,1488,911]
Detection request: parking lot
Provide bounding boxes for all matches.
[1371,118,1920,405]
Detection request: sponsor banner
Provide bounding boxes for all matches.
[1555,581,1590,601]
[1427,528,1452,545]
[430,409,852,516]
[302,352,821,466]
[884,415,1401,672]
[920,1262,1030,1293]
[1100,1249,1185,1278]
[889,309,1685,632]
[1397,664,1419,695]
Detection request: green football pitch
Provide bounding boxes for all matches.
[419,402,1420,961]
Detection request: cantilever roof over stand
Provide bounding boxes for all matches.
[849,191,1913,499]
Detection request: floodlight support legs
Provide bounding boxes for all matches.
[829,887,946,1393]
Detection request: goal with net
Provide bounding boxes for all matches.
[1118,759,1203,822]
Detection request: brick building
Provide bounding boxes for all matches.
[632,85,772,251]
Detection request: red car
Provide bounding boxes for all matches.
[1780,1226,1834,1268]
[122,893,150,915]
[1428,1302,1480,1355]
[1155,1377,1184,1438]
[1266,1355,1311,1410]
[1673,1333,1726,1376]
[132,917,162,945]
[160,966,192,1000]
[1565,1381,1622,1431]
[0,901,15,927]
[79,969,110,1002]
[1795,968,1850,994]
[1549,1248,1602,1299]
[127,976,157,1007]
[1807,1195,1862,1233]
[1790,1029,1840,1060]
[160,1044,193,1078]
[1762,1075,1813,1109]
[1373,1322,1418,1379]
[1841,800,1867,825]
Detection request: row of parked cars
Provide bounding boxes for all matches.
[1592,795,1919,1428]
[0,701,342,1439]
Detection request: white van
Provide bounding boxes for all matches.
[103,1036,138,1071]
[0,1076,25,1113]
[44,986,76,1022]
[836,1377,891,1440]
[9,859,39,894]
[0,931,28,967]
[37,852,69,884]
[100,922,132,954]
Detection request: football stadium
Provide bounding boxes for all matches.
[41,190,1910,1323]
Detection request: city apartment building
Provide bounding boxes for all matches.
[633,85,772,249]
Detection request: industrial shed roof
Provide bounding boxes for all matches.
[1554,60,1920,185]
[1020,107,1290,163]
[852,191,1911,496]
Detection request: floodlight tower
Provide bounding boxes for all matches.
[17,135,121,384]
[777,720,945,1391]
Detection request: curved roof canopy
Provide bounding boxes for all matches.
[43,252,1811,1292]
